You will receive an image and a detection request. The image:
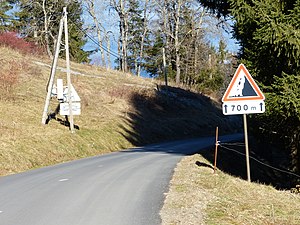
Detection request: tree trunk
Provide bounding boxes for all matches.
[163,47,168,86]
[86,0,106,67]
[118,0,128,72]
[174,0,182,84]
[120,17,126,72]
[111,0,128,72]
[137,0,149,77]
[161,0,171,81]
[106,31,112,70]
[123,10,128,72]
[134,52,138,74]
[42,0,52,58]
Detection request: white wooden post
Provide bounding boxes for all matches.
[41,18,64,124]
[63,7,74,132]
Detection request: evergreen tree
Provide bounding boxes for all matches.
[127,0,144,74]
[144,35,164,77]
[14,0,89,63]
[125,0,151,75]
[199,0,300,176]
[64,2,90,63]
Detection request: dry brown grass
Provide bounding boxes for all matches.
[0,46,238,176]
[161,154,300,225]
[0,46,155,176]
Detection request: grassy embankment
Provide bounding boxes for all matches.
[0,47,238,176]
[161,152,300,225]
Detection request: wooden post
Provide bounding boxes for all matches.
[41,17,64,125]
[63,7,74,132]
[243,114,251,182]
[213,126,219,173]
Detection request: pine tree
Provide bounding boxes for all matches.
[111,0,129,72]
[199,0,300,176]
[14,0,89,63]
[144,35,164,77]
[127,0,144,74]
[65,2,90,63]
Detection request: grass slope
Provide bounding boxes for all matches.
[0,47,239,176]
[161,153,300,225]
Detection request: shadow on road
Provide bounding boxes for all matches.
[121,134,243,158]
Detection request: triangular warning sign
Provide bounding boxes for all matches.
[222,64,265,102]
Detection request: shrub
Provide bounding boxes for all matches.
[0,60,20,100]
[0,32,43,55]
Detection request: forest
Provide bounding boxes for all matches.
[0,0,300,182]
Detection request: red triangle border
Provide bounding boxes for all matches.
[222,64,265,102]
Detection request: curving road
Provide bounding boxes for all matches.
[0,134,242,225]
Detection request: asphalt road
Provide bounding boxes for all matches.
[0,134,242,225]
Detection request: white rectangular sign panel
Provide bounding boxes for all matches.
[60,102,81,116]
[222,100,265,115]
[57,79,64,101]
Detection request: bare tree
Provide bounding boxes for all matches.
[152,0,172,80]
[152,0,210,84]
[172,0,184,84]
[105,31,113,69]
[41,0,53,57]
[154,0,193,84]
[35,0,61,58]
[136,0,150,76]
[85,0,107,67]
[111,0,129,72]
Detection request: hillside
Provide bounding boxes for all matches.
[0,47,241,176]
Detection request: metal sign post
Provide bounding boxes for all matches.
[222,64,265,182]
[243,114,251,182]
